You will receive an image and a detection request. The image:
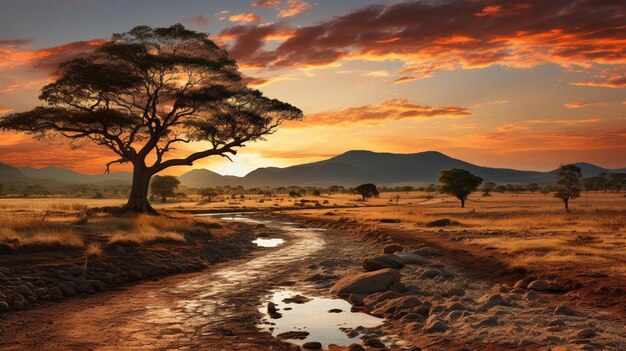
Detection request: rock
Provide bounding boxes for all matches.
[418,268,446,279]
[0,301,9,311]
[576,329,596,339]
[347,344,366,351]
[527,279,549,291]
[267,302,278,313]
[547,281,562,292]
[383,244,404,254]
[10,300,24,310]
[48,286,64,300]
[364,338,386,348]
[472,317,499,327]
[424,315,449,333]
[513,279,527,289]
[318,259,339,267]
[393,252,431,265]
[302,341,322,350]
[328,308,342,313]
[362,254,405,271]
[390,281,407,292]
[425,218,459,227]
[478,293,509,310]
[348,293,364,306]
[412,247,438,256]
[445,302,471,312]
[547,319,566,327]
[554,305,579,316]
[330,268,401,295]
[277,331,309,340]
[283,294,311,304]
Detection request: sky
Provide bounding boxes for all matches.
[0,0,624,176]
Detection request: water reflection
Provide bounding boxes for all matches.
[259,290,384,348]
[253,238,285,247]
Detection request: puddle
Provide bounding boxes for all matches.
[259,290,386,349]
[253,238,285,247]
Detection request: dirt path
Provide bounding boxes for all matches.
[0,216,347,351]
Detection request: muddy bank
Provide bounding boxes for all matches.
[0,220,258,314]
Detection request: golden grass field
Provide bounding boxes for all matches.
[287,191,626,280]
[0,191,624,280]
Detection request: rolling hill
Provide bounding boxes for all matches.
[177,150,626,188]
[1,150,624,190]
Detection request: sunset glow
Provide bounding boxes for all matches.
[0,0,624,176]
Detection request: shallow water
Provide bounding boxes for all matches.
[259,289,384,348]
[253,237,285,247]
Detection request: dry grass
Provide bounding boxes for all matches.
[0,213,84,249]
[289,192,626,278]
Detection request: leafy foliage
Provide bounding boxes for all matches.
[354,183,379,201]
[150,175,180,203]
[438,168,482,207]
[554,164,582,211]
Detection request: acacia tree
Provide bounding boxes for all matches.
[0,25,302,213]
[150,175,180,203]
[354,183,379,201]
[199,187,219,202]
[438,168,483,208]
[554,164,582,211]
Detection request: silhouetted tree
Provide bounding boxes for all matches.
[199,187,219,202]
[354,183,379,201]
[482,181,496,196]
[554,164,582,211]
[0,24,301,214]
[438,168,483,208]
[527,183,540,193]
[151,175,180,203]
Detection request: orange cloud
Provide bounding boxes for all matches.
[0,39,106,71]
[251,0,280,7]
[572,77,626,88]
[287,98,470,128]
[563,102,591,109]
[218,0,625,82]
[278,0,311,17]
[0,107,13,115]
[229,13,262,23]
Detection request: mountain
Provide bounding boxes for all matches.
[178,150,626,188]
[0,163,25,180]
[177,169,242,188]
[21,166,131,184]
[2,151,624,190]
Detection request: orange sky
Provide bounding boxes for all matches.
[0,0,624,176]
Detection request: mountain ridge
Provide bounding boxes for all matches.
[1,150,624,189]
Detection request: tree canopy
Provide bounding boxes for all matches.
[0,24,302,213]
[554,164,582,211]
[354,183,379,201]
[150,175,180,203]
[438,168,483,208]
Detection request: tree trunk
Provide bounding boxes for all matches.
[120,164,157,214]
[461,198,465,208]
[564,199,569,212]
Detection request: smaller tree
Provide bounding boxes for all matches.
[554,164,582,211]
[150,175,180,203]
[354,183,379,201]
[527,183,540,193]
[482,182,496,196]
[438,168,483,208]
[199,187,220,202]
